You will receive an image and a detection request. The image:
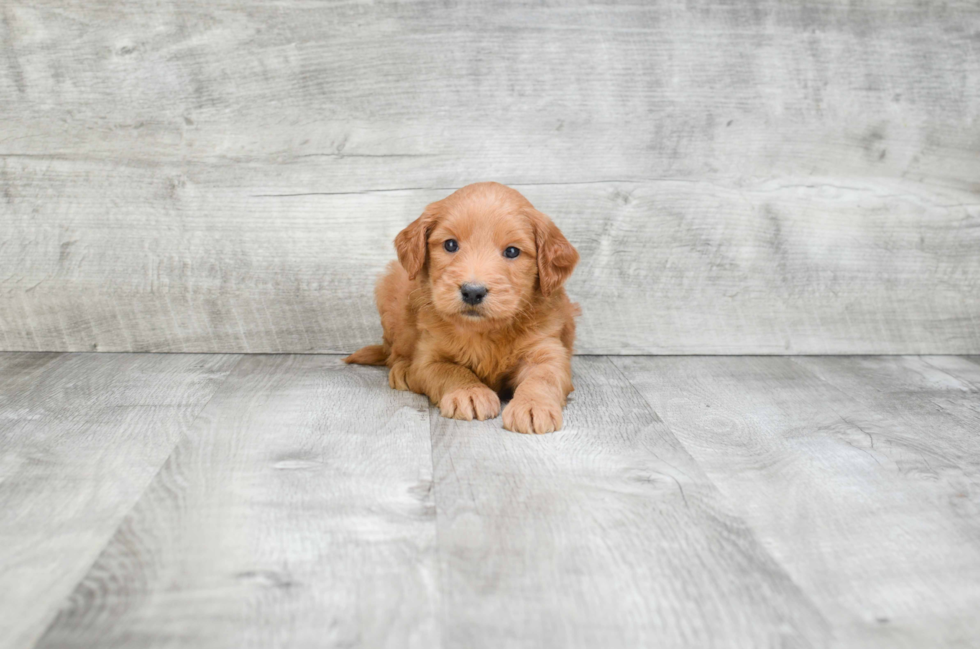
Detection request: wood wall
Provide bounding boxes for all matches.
[2,0,978,354]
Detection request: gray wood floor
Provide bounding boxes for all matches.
[2,353,979,648]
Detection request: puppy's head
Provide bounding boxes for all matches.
[395,182,578,326]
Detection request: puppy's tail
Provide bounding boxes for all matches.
[344,344,388,366]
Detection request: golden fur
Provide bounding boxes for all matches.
[345,182,580,434]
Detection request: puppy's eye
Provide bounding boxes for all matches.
[444,239,458,253]
[503,246,520,259]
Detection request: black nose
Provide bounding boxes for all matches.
[460,283,488,305]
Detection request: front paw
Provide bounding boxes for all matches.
[439,385,501,421]
[502,396,563,434]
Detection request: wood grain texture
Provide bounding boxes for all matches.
[35,355,438,649]
[615,356,980,648]
[5,352,980,647]
[430,356,830,648]
[0,352,238,649]
[1,1,979,353]
[792,354,980,526]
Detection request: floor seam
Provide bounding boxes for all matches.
[424,400,447,649]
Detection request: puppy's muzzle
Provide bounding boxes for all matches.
[460,283,488,306]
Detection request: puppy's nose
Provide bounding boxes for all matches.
[460,283,488,305]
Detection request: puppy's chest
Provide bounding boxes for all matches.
[444,338,521,389]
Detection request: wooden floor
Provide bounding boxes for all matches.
[2,353,979,648]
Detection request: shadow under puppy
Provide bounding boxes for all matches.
[345,182,580,434]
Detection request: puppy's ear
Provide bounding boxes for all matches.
[526,207,579,296]
[394,201,441,280]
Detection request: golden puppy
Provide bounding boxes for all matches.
[345,182,580,434]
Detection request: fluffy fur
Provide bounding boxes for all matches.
[345,182,580,434]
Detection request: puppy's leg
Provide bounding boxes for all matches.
[413,360,500,421]
[388,357,412,391]
[503,343,572,435]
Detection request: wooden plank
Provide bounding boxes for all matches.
[34,355,438,649]
[1,164,977,354]
[801,354,980,406]
[0,351,62,393]
[615,356,980,648]
[793,354,980,486]
[926,355,980,391]
[0,352,239,649]
[1,0,979,354]
[430,356,830,648]
[1,1,977,183]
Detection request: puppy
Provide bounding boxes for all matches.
[345,182,580,434]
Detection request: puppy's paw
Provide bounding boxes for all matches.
[388,361,411,391]
[503,396,563,435]
[439,385,501,421]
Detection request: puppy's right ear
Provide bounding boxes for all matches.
[394,201,441,280]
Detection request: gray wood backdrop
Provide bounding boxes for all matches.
[1,0,978,354]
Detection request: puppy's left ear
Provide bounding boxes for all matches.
[526,208,579,296]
